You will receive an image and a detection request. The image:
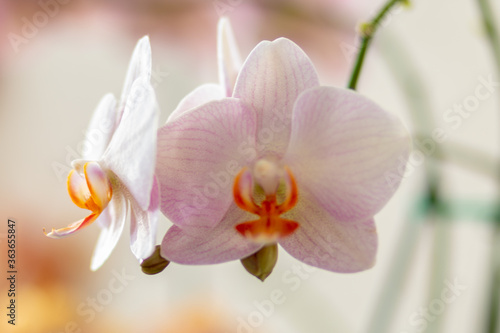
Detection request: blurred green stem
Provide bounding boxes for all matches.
[368,32,450,332]
[381,30,452,333]
[486,227,500,333]
[347,0,408,90]
[477,0,500,332]
[430,141,500,181]
[477,0,500,71]
[368,202,427,333]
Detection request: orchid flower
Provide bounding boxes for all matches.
[156,34,411,273]
[44,37,160,271]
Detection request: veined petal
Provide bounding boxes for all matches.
[119,36,152,117]
[157,98,257,228]
[167,83,225,122]
[90,188,128,271]
[161,204,262,265]
[43,213,99,239]
[233,38,319,157]
[103,77,159,211]
[279,189,377,272]
[129,176,159,261]
[285,86,411,222]
[217,17,242,96]
[82,94,117,160]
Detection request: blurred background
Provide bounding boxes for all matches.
[0,0,499,332]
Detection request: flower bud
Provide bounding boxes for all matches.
[141,245,170,275]
[240,243,278,282]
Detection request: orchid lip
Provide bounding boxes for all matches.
[44,161,113,239]
[233,160,299,242]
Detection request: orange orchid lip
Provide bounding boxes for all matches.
[44,162,112,239]
[233,165,299,243]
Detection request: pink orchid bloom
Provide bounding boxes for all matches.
[156,37,411,273]
[44,37,160,271]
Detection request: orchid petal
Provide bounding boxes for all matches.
[157,98,256,228]
[279,190,377,272]
[161,204,261,264]
[233,38,319,157]
[82,94,117,160]
[43,213,99,239]
[167,83,225,122]
[67,169,92,210]
[285,86,411,222]
[84,161,112,210]
[71,159,92,174]
[119,36,152,117]
[129,176,159,261]
[217,17,242,96]
[90,189,128,271]
[103,77,159,211]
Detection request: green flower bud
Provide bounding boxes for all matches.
[140,245,170,275]
[240,243,278,282]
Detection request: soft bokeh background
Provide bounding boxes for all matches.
[0,0,499,332]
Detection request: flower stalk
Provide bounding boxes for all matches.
[347,0,410,90]
[477,0,500,332]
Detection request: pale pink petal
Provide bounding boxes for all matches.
[285,86,411,222]
[102,78,159,211]
[119,36,152,117]
[84,161,112,209]
[279,190,377,272]
[82,93,117,161]
[43,213,98,239]
[233,38,319,157]
[90,189,128,271]
[129,176,159,261]
[160,204,261,264]
[156,98,256,228]
[217,17,242,96]
[167,83,225,122]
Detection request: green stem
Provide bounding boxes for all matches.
[367,32,444,333]
[477,1,500,332]
[477,0,500,72]
[367,207,426,333]
[429,141,500,181]
[486,226,500,333]
[347,0,407,90]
